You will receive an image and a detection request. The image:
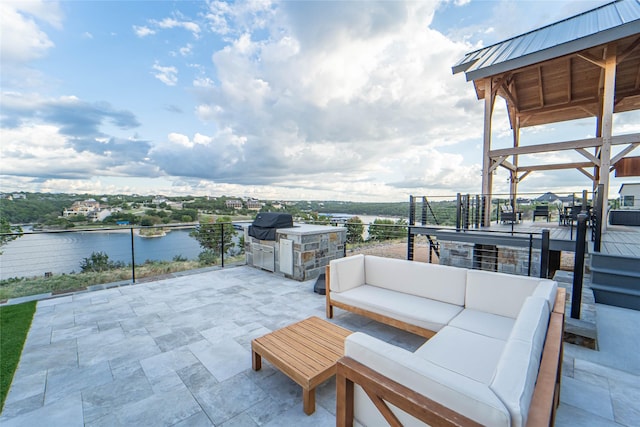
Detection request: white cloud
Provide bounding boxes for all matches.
[153,17,201,38]
[179,43,193,56]
[152,63,178,86]
[133,25,155,37]
[3,0,63,28]
[1,123,116,178]
[0,2,58,63]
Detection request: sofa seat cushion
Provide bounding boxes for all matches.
[448,309,515,341]
[331,285,463,332]
[346,332,511,427]
[364,256,467,305]
[414,326,506,384]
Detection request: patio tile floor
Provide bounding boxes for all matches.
[1,265,639,426]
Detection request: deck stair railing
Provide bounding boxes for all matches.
[408,196,440,261]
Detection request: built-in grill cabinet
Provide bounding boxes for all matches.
[252,243,275,272]
[245,215,346,281]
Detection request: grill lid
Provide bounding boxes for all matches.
[248,213,293,240]
[251,213,293,228]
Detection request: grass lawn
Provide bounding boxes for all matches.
[0,301,36,412]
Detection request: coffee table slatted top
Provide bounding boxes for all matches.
[251,316,352,414]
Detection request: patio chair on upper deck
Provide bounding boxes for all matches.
[500,204,521,223]
[558,206,568,225]
[533,204,550,222]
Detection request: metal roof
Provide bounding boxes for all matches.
[453,0,640,81]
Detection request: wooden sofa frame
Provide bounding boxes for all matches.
[335,288,566,427]
[325,265,438,339]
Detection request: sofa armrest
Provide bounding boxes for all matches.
[337,356,483,427]
[326,255,366,319]
[340,332,510,426]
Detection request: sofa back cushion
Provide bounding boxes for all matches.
[532,280,559,312]
[465,270,543,318]
[364,256,467,305]
[490,297,551,427]
[329,254,365,293]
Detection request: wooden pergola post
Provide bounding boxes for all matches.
[511,117,520,210]
[599,43,617,233]
[482,78,495,226]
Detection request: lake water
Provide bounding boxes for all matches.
[0,217,399,280]
[0,228,208,280]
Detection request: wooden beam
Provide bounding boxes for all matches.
[482,78,494,225]
[490,133,640,158]
[611,143,640,166]
[511,116,521,204]
[599,43,617,233]
[518,96,598,115]
[518,162,594,172]
[617,36,640,63]
[499,158,517,172]
[575,148,601,166]
[576,52,605,68]
[566,57,572,103]
[537,66,544,108]
[577,168,595,181]
[489,156,507,173]
[492,137,600,157]
[518,171,531,182]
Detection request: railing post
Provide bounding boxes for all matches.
[593,184,603,252]
[464,194,470,230]
[130,227,136,283]
[540,229,550,278]
[407,196,415,261]
[220,223,225,268]
[571,213,588,319]
[528,234,533,276]
[455,193,462,231]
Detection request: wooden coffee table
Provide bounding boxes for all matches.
[251,316,352,415]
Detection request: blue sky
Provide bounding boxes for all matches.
[1,0,637,202]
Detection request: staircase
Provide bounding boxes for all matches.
[590,252,640,311]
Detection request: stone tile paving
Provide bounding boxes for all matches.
[1,265,639,426]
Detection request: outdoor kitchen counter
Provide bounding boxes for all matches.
[276,223,346,235]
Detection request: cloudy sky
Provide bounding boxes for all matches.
[1,0,637,202]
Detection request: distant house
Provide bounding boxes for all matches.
[62,199,100,219]
[246,199,262,210]
[152,196,168,205]
[619,183,640,209]
[535,192,561,205]
[225,199,243,209]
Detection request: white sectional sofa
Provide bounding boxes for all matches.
[326,255,566,427]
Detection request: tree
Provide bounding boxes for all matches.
[367,218,407,242]
[0,218,22,254]
[345,216,364,244]
[80,251,123,272]
[190,216,236,262]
